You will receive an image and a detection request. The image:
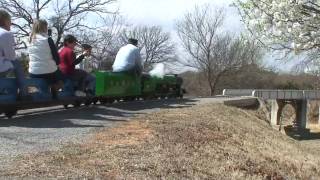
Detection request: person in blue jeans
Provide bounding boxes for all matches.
[0,9,29,99]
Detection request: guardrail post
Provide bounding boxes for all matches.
[319,106,320,126]
[296,99,308,130]
[271,100,284,126]
[222,89,226,96]
[251,90,256,97]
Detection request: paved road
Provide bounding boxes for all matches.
[0,97,232,169]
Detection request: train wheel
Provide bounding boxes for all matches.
[100,98,108,104]
[100,98,113,104]
[63,104,69,109]
[124,97,135,101]
[5,110,17,119]
[85,100,92,106]
[72,101,81,108]
[99,98,106,104]
[167,95,174,99]
[145,96,153,100]
[92,97,98,105]
[93,100,98,105]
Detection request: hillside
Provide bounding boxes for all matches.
[1,103,320,179]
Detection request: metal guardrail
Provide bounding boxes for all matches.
[223,89,320,100]
[253,90,303,99]
[303,90,320,99]
[222,89,255,97]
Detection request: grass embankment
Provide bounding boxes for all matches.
[1,104,320,179]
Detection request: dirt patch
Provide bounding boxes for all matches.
[92,121,152,146]
[1,104,320,179]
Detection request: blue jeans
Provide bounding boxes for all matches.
[69,69,95,93]
[30,70,64,85]
[0,60,28,95]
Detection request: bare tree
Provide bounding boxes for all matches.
[74,14,125,70]
[50,0,117,47]
[121,25,176,70]
[176,5,263,95]
[1,0,117,48]
[0,0,52,49]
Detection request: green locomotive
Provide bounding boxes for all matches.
[95,71,184,102]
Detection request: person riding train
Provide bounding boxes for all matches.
[0,9,29,100]
[28,19,64,99]
[112,38,143,75]
[59,35,96,96]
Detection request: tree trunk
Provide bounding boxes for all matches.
[208,77,216,96]
[207,72,224,96]
[209,86,215,96]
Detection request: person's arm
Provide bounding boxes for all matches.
[3,32,16,60]
[48,37,60,65]
[72,53,85,66]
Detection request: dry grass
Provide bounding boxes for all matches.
[1,104,320,179]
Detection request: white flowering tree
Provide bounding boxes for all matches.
[234,0,320,59]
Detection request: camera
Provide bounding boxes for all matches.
[48,29,52,37]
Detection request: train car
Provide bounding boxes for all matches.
[95,71,184,102]
[0,71,185,118]
[95,71,141,103]
[0,77,91,118]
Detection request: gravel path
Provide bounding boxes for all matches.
[0,97,233,170]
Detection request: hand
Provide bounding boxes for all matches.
[82,49,91,56]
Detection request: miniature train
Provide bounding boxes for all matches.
[0,71,184,118]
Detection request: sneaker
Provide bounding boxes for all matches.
[75,90,86,97]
